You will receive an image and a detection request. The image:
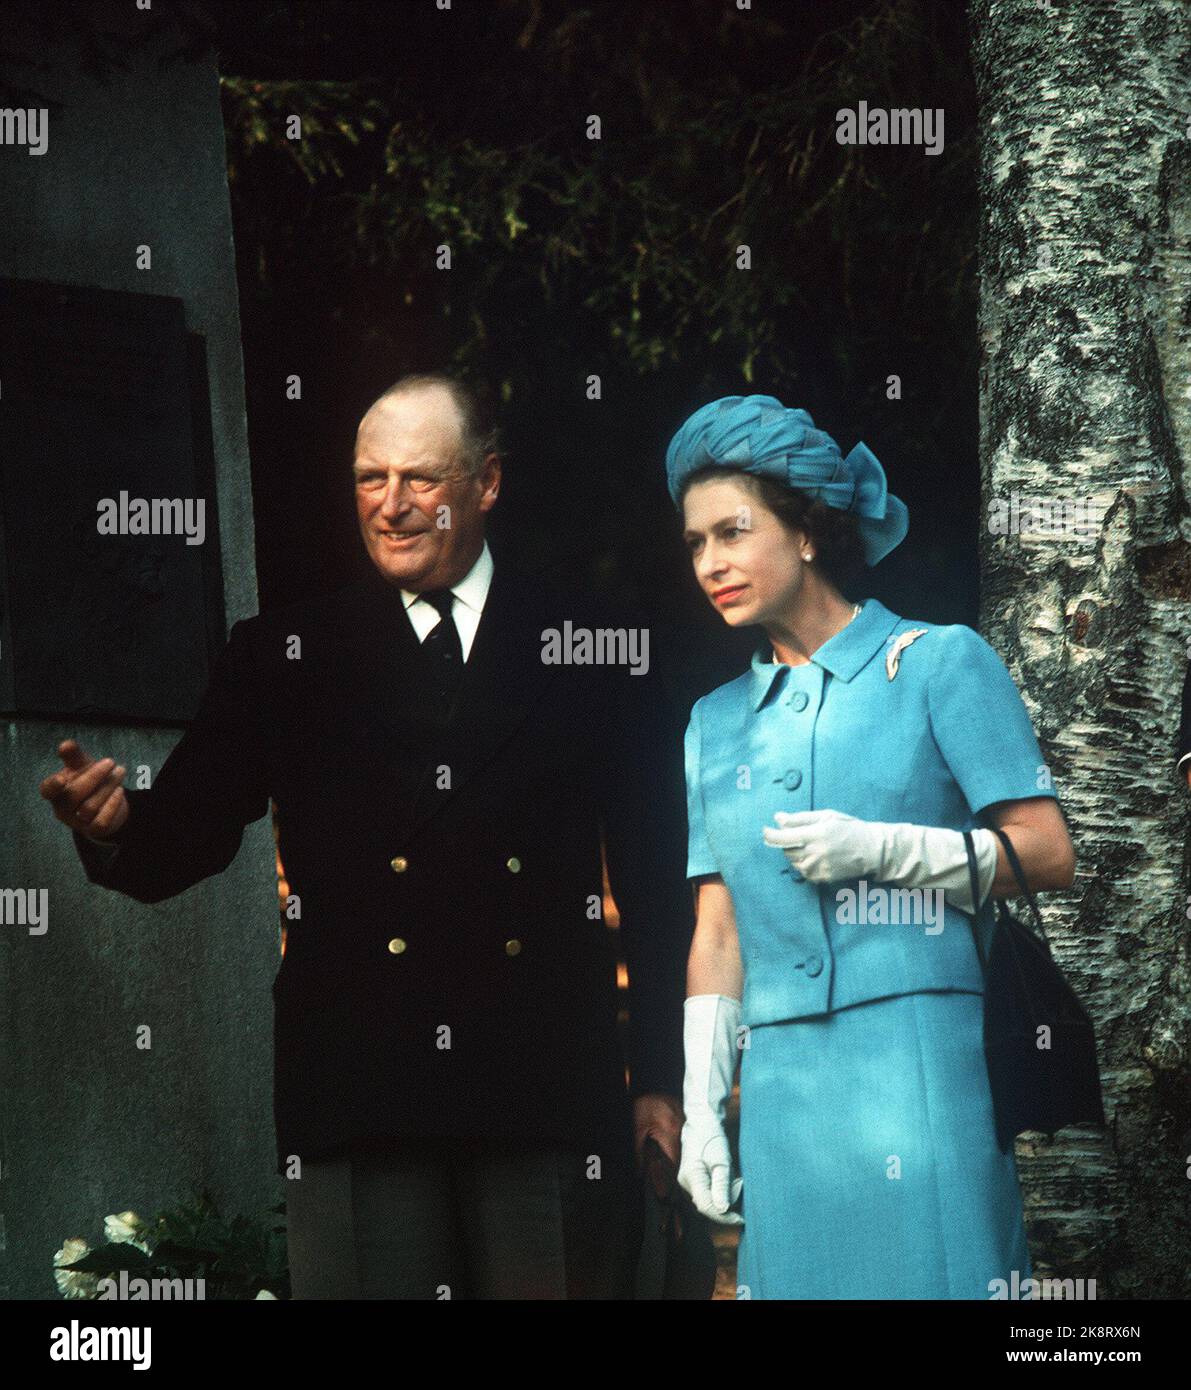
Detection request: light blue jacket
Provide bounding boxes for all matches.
[684,597,1059,1026]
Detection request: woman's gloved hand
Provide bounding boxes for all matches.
[677,994,744,1226]
[762,810,999,914]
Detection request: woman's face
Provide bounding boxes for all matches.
[682,477,809,628]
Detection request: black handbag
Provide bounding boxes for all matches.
[962,825,1106,1152]
[633,1136,719,1300]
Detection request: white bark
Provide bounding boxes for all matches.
[971,0,1191,1296]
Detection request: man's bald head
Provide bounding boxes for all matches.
[357,373,497,478]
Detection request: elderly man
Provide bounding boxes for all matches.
[41,374,691,1299]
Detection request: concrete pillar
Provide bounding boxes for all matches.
[0,5,277,1299]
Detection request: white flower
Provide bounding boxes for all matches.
[53,1237,99,1299]
[255,1288,278,1299]
[103,1210,152,1254]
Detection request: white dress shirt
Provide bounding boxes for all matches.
[399,538,493,661]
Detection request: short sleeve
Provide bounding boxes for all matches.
[927,625,1058,815]
[684,700,720,879]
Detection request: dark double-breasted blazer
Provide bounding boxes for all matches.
[75,552,694,1174]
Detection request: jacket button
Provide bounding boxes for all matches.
[390,856,409,873]
[783,768,802,790]
[789,691,809,712]
[805,954,823,977]
[388,937,407,955]
[505,938,522,956]
[506,857,521,873]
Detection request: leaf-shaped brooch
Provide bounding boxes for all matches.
[885,627,930,681]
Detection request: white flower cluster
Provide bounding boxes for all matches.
[52,1210,279,1300]
[52,1210,151,1299]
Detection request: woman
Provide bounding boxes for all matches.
[670,395,1076,1299]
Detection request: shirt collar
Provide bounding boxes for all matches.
[400,537,494,614]
[749,596,903,709]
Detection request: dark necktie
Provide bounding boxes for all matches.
[420,587,464,705]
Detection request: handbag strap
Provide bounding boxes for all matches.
[983,823,1051,945]
[962,830,989,974]
[963,827,1056,1019]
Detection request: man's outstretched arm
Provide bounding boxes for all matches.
[40,618,272,904]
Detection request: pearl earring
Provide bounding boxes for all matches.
[802,552,813,562]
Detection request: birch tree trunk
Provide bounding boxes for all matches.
[970,0,1191,1297]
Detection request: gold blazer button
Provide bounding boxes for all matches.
[390,856,409,873]
[506,857,521,873]
[504,938,522,956]
[387,937,407,955]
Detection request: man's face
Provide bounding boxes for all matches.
[353,385,499,590]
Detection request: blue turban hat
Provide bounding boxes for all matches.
[665,394,909,567]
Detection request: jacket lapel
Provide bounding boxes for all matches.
[395,559,557,843]
[333,566,433,818]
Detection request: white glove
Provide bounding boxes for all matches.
[677,994,744,1225]
[762,810,998,914]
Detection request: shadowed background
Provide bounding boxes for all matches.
[213,0,978,703]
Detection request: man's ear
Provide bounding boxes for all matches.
[479,454,501,507]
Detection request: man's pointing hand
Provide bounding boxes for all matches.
[40,739,129,842]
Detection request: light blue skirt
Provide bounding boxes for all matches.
[736,989,1031,1299]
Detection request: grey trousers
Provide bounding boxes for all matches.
[285,1136,635,1300]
